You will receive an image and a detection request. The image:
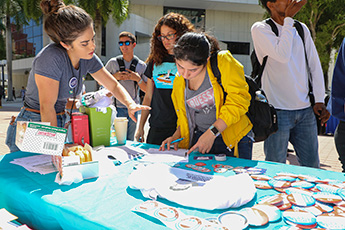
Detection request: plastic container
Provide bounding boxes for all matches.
[84,107,112,147]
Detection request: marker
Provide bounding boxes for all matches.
[165,138,184,147]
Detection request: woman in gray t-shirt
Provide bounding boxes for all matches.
[6,0,149,152]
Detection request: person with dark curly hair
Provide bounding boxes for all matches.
[135,13,195,145]
[6,0,150,152]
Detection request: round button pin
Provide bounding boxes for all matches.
[218,211,248,230]
[251,174,272,181]
[258,194,284,206]
[273,175,297,182]
[291,181,315,190]
[214,167,227,173]
[287,193,315,207]
[252,204,281,222]
[313,192,343,204]
[254,181,273,189]
[282,209,316,226]
[268,179,291,189]
[317,213,345,230]
[239,207,269,227]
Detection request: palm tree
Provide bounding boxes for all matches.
[0,0,27,101]
[76,0,129,57]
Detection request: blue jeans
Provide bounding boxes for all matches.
[264,107,319,168]
[335,120,345,172]
[191,129,253,159]
[116,107,137,141]
[6,107,66,153]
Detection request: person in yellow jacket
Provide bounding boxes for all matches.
[160,32,253,158]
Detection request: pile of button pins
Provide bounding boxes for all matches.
[184,163,234,174]
[252,172,345,229]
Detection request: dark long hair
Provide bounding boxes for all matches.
[174,32,220,66]
[146,12,195,65]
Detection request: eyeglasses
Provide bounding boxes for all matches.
[157,33,176,41]
[118,41,133,46]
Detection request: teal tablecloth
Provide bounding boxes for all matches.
[1,142,345,230]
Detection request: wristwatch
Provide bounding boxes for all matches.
[209,125,220,137]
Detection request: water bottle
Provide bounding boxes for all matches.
[255,90,267,103]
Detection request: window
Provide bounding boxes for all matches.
[12,18,43,59]
[224,41,250,55]
[164,7,205,31]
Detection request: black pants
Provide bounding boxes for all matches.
[147,127,176,146]
[335,120,345,172]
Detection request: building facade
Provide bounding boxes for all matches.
[10,0,264,93]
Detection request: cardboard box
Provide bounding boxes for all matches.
[51,144,99,180]
[17,122,99,181]
[84,107,112,147]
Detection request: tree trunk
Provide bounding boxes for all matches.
[94,11,102,58]
[6,14,13,101]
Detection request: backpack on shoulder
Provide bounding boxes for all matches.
[210,51,278,142]
[115,55,143,103]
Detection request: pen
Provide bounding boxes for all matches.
[165,138,184,146]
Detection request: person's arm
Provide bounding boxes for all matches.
[187,119,227,154]
[35,74,59,126]
[126,69,147,93]
[159,126,181,151]
[135,78,154,142]
[91,67,150,122]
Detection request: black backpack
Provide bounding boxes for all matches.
[115,55,141,101]
[210,51,278,142]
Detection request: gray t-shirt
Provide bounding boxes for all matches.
[25,43,103,113]
[105,55,147,108]
[186,71,217,132]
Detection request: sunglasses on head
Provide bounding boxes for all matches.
[118,41,133,46]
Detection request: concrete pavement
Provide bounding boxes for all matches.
[0,98,342,173]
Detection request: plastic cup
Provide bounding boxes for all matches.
[114,117,128,145]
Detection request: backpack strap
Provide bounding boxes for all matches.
[210,51,227,104]
[252,19,278,86]
[294,20,314,105]
[266,18,279,36]
[116,56,126,72]
[130,56,139,72]
[116,55,141,101]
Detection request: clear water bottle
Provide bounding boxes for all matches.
[255,90,267,102]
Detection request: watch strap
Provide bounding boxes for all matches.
[209,125,220,137]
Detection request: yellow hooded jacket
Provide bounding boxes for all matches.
[172,50,253,156]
